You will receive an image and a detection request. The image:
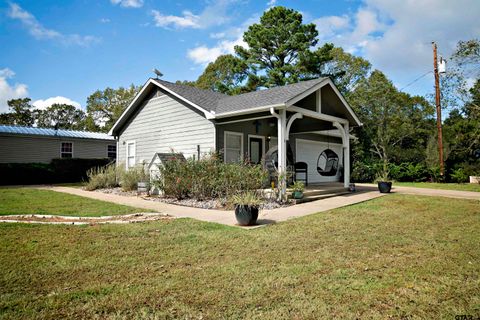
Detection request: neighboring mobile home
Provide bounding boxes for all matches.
[109,77,361,187]
[0,125,116,163]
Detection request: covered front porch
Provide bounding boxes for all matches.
[214,79,361,199]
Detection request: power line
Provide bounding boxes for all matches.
[399,70,433,91]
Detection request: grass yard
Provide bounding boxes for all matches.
[0,194,479,319]
[392,181,480,192]
[0,187,148,217]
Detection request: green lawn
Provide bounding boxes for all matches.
[0,187,148,216]
[393,181,480,192]
[0,194,479,319]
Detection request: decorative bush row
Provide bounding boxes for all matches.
[85,163,149,192]
[352,160,479,183]
[154,155,269,200]
[0,158,112,185]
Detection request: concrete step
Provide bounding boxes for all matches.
[287,187,348,198]
[291,190,351,204]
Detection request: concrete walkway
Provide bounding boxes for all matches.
[357,183,480,201]
[40,186,384,228]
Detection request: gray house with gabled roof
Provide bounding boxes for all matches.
[109,77,361,189]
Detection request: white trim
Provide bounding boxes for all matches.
[291,130,356,140]
[285,112,303,141]
[223,131,244,163]
[60,141,73,158]
[295,138,343,148]
[109,78,216,135]
[316,88,321,113]
[216,115,274,125]
[285,78,361,127]
[286,78,329,107]
[214,104,286,119]
[247,134,265,163]
[151,79,215,119]
[126,140,136,169]
[289,105,349,125]
[324,78,362,126]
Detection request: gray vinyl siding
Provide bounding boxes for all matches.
[0,135,115,163]
[117,94,215,166]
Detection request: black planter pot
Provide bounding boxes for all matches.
[235,205,259,226]
[378,181,392,193]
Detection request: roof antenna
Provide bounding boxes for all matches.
[153,68,163,79]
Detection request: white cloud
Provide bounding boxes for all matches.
[100,18,111,23]
[32,96,81,110]
[312,0,480,93]
[110,0,143,8]
[0,68,29,113]
[267,0,277,7]
[7,2,100,47]
[186,14,258,65]
[152,0,237,29]
[152,10,200,29]
[187,35,246,65]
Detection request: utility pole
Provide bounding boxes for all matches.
[432,41,444,176]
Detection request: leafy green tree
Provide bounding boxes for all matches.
[443,79,480,175]
[324,47,372,95]
[234,6,320,88]
[85,85,139,132]
[349,71,433,177]
[195,54,249,95]
[36,103,86,130]
[0,98,37,126]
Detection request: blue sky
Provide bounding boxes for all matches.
[1,0,479,112]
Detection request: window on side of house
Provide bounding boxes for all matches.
[224,131,243,163]
[107,144,116,159]
[126,141,136,168]
[61,142,73,158]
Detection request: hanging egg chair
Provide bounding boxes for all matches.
[317,149,339,176]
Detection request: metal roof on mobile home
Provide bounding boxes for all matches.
[0,125,114,141]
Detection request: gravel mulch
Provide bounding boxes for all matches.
[93,188,292,210]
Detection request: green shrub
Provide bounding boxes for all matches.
[0,158,111,186]
[119,164,149,191]
[155,155,268,200]
[450,167,469,183]
[85,164,118,191]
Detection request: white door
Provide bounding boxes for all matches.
[295,139,343,183]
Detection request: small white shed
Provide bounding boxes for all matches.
[148,152,186,195]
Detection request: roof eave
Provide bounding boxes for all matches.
[213,103,286,119]
[109,78,216,136]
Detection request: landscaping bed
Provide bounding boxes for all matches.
[93,187,291,210]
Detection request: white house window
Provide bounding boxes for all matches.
[60,142,73,158]
[224,131,243,163]
[126,141,136,168]
[107,144,116,159]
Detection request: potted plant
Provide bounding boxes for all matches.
[231,192,263,226]
[291,181,305,199]
[375,171,392,193]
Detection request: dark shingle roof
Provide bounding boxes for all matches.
[154,77,327,115]
[154,79,227,113]
[216,78,326,114]
[0,125,114,140]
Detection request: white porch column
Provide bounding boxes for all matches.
[333,121,350,188]
[343,122,350,188]
[278,109,287,199]
[270,108,287,200]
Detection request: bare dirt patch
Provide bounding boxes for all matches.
[0,213,172,225]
